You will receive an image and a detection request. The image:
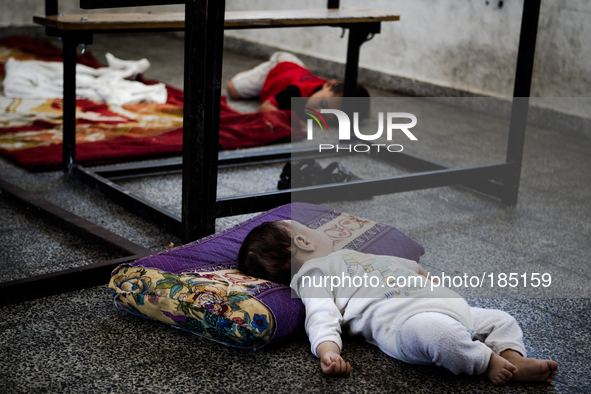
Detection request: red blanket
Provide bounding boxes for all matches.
[0,36,302,172]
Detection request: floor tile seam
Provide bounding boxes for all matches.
[0,184,135,236]
[0,221,33,231]
[403,211,526,241]
[374,205,474,237]
[452,222,572,270]
[550,376,586,393]
[526,257,591,281]
[21,177,157,218]
[519,295,591,322]
[523,312,591,335]
[550,372,591,393]
[18,255,107,269]
[417,221,538,278]
[452,218,535,244]
[519,203,591,231]
[0,268,29,280]
[564,304,591,315]
[520,337,590,392]
[511,296,581,311]
[562,306,591,329]
[517,310,565,330]
[29,204,178,248]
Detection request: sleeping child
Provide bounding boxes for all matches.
[226,51,369,117]
[238,220,559,385]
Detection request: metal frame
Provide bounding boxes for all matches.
[0,0,541,304]
[70,0,540,242]
[40,0,396,243]
[0,252,151,307]
[0,178,151,306]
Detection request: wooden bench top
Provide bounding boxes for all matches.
[33,8,400,31]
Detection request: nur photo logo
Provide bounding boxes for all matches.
[303,107,329,133]
[305,108,418,153]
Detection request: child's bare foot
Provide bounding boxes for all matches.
[500,350,559,383]
[488,352,517,385]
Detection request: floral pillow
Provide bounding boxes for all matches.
[108,266,276,349]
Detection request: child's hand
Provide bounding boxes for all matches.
[316,341,351,375]
[320,351,352,375]
[418,264,439,283]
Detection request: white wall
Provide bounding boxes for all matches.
[2,0,589,118]
[224,0,591,118]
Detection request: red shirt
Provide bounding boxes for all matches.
[260,62,326,108]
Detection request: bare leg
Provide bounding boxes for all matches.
[226,80,242,99]
[487,352,517,385]
[500,350,559,383]
[227,52,303,100]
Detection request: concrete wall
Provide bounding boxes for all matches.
[1,0,589,118]
[224,0,590,118]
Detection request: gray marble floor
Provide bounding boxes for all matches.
[0,33,590,393]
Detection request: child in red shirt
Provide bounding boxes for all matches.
[227,51,367,114]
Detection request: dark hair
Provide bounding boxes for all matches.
[330,82,370,98]
[330,82,371,120]
[238,221,293,285]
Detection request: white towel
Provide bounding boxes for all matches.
[2,53,167,105]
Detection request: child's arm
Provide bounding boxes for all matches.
[297,269,349,375]
[384,254,439,284]
[317,341,352,375]
[259,99,279,112]
[418,264,439,283]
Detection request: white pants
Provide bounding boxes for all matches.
[230,51,305,99]
[398,308,526,376]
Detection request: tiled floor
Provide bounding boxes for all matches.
[0,33,590,393]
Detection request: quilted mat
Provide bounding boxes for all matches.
[0,35,302,171]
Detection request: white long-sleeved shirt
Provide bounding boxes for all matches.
[3,53,167,106]
[290,249,473,359]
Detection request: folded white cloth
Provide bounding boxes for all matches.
[2,53,167,105]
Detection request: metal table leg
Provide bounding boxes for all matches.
[62,36,78,177]
[182,0,226,242]
[502,0,541,205]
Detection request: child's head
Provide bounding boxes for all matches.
[238,220,335,284]
[305,80,371,120]
[238,221,293,285]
